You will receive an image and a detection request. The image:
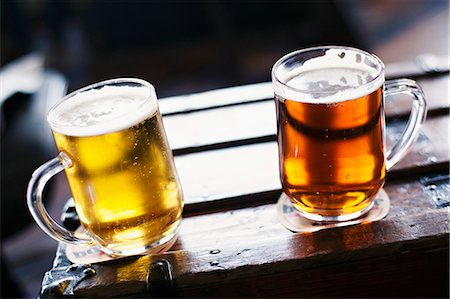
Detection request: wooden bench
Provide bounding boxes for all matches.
[40,58,449,298]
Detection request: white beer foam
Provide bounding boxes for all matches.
[48,85,157,136]
[273,48,384,104]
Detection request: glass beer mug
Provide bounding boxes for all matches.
[27,78,184,256]
[272,46,427,222]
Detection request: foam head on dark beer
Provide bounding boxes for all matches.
[273,48,384,104]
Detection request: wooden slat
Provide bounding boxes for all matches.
[384,75,450,118]
[72,207,449,297]
[164,74,449,153]
[157,57,449,116]
[175,115,449,212]
[164,101,275,153]
[386,115,450,173]
[419,76,450,113]
[172,209,449,298]
[174,175,448,251]
[158,82,273,115]
[384,54,449,79]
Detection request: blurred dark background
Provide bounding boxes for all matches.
[1,0,448,298]
[3,0,446,96]
[2,1,362,96]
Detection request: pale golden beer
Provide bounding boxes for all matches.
[52,112,182,254]
[272,46,427,221]
[27,78,183,256]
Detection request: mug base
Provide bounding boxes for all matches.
[277,189,390,233]
[296,200,374,222]
[101,222,181,258]
[66,224,180,264]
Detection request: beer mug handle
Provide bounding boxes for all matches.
[27,152,92,245]
[384,79,427,170]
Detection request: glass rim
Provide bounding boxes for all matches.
[271,45,385,96]
[47,77,155,130]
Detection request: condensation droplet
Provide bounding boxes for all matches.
[427,184,437,191]
[429,157,438,163]
[210,261,219,266]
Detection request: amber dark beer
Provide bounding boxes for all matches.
[276,84,385,218]
[274,61,387,220]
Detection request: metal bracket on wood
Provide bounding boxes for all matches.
[40,263,96,298]
[147,259,177,298]
[40,200,91,298]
